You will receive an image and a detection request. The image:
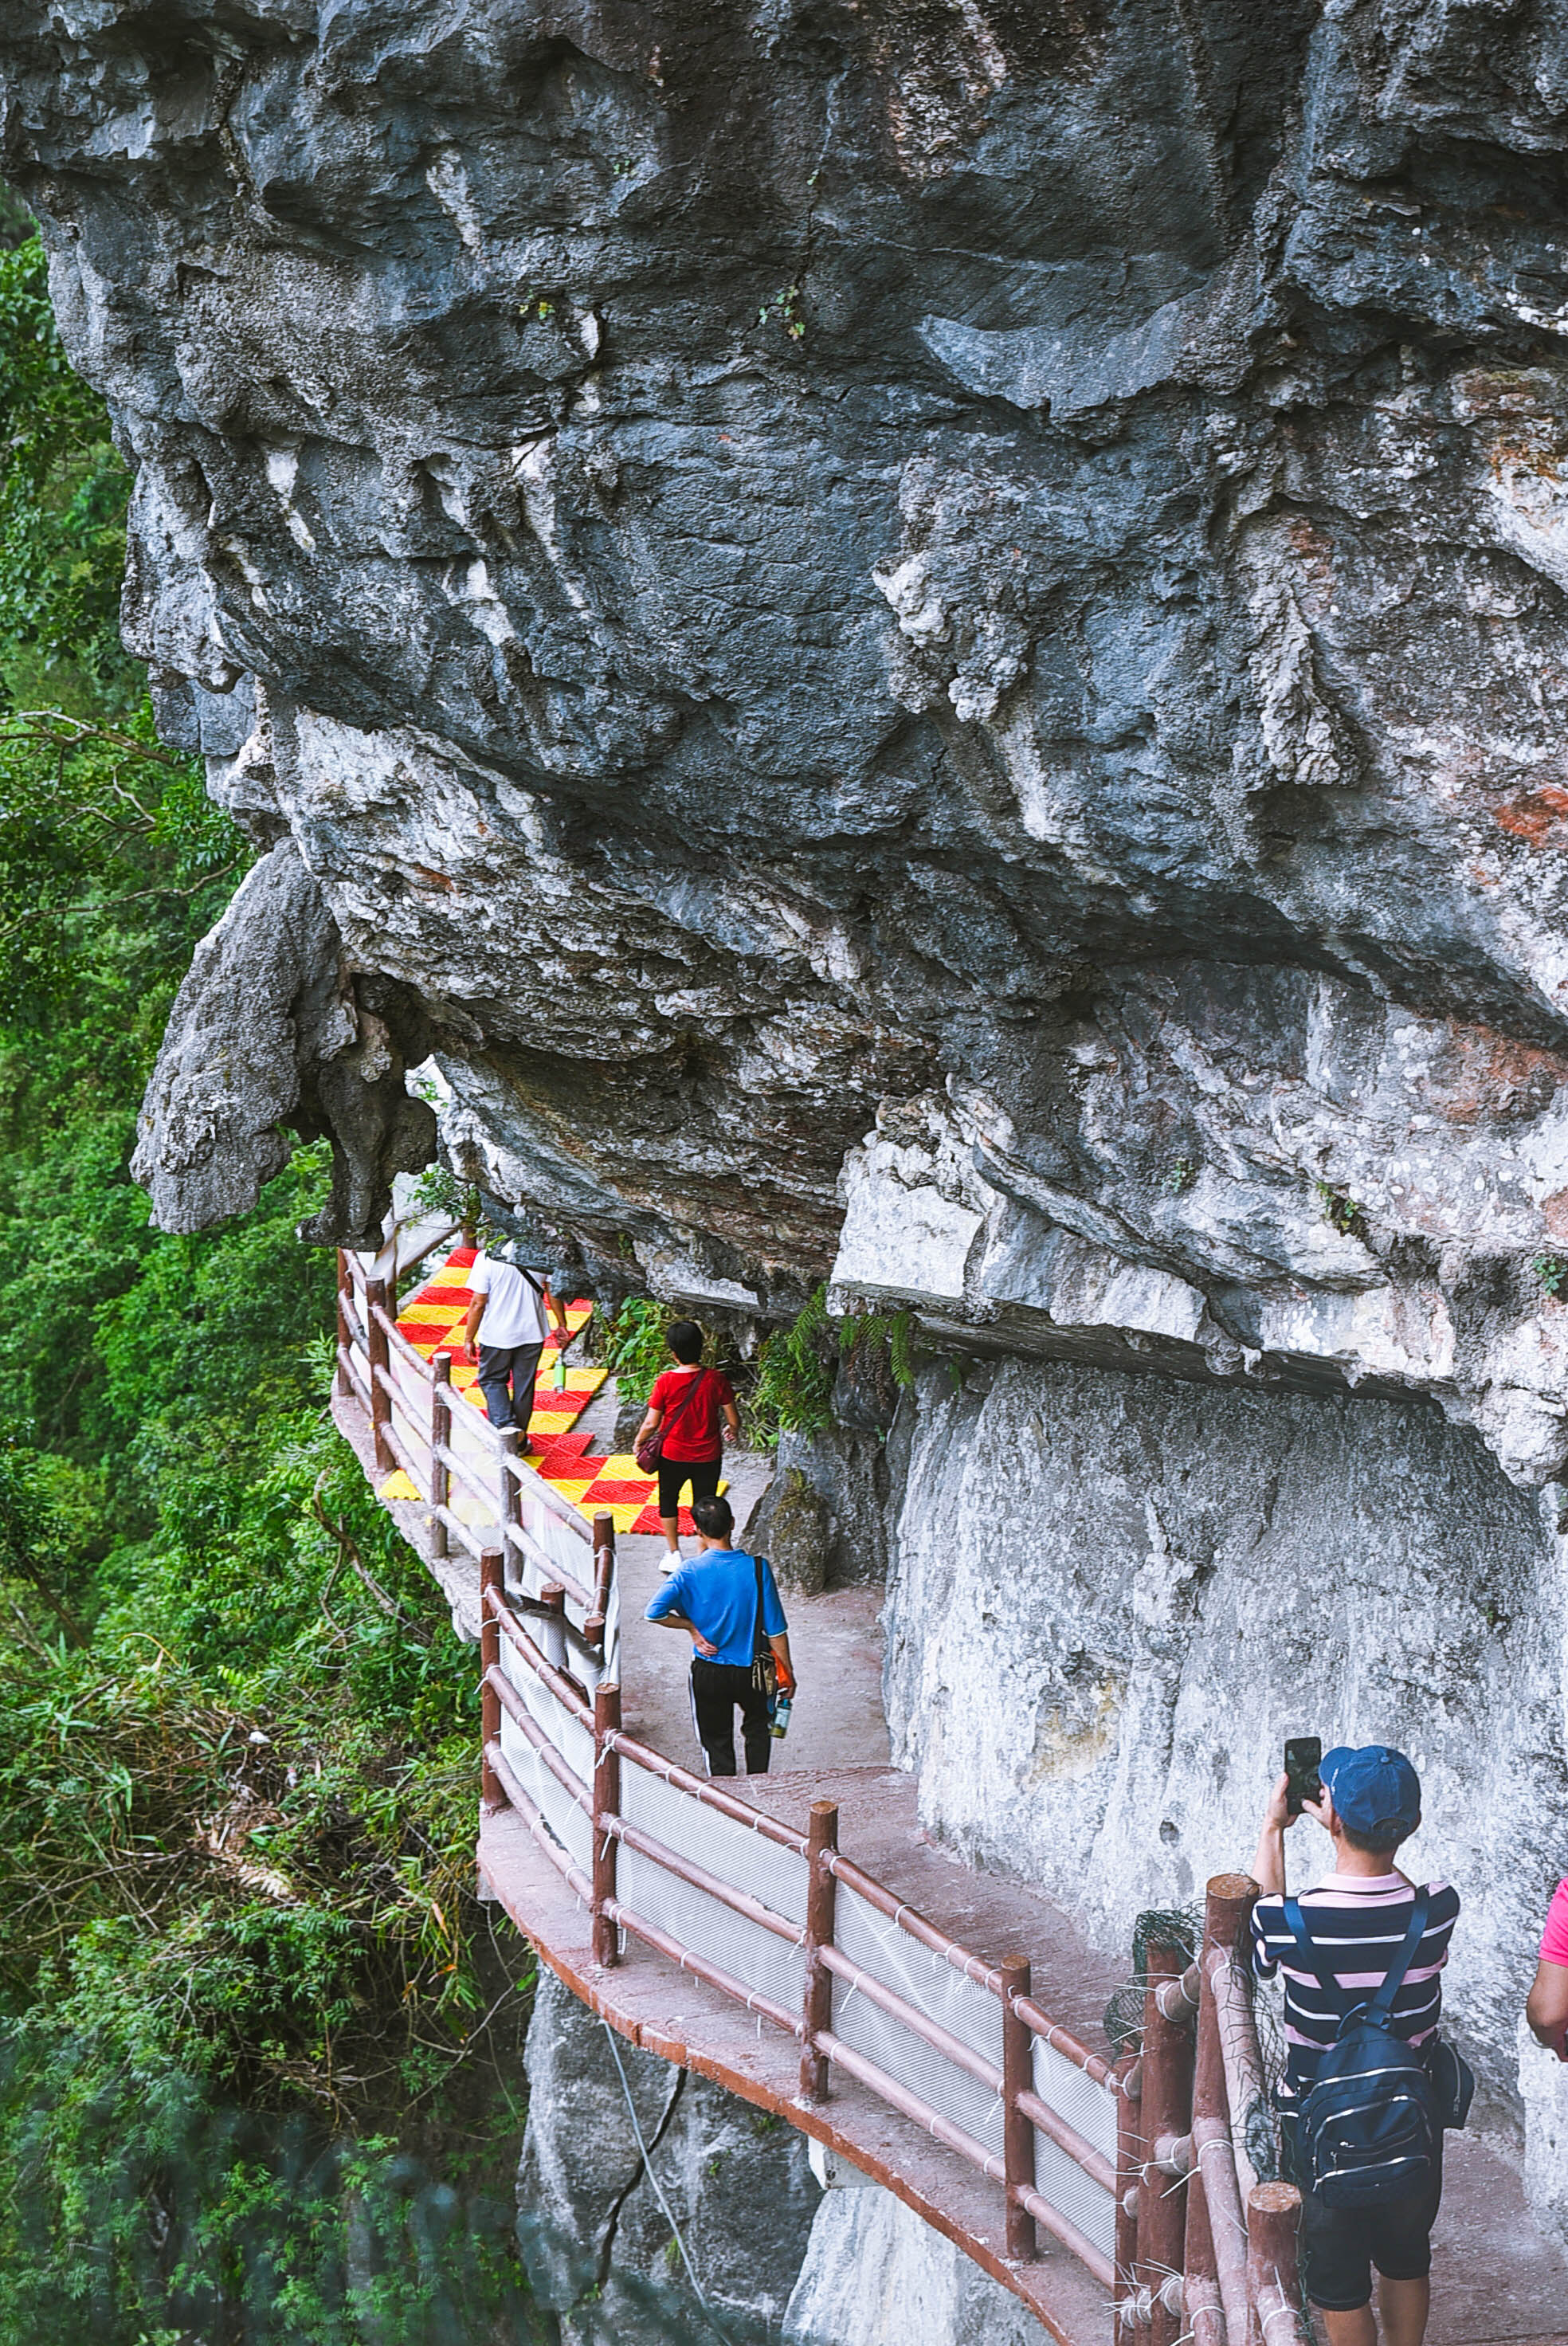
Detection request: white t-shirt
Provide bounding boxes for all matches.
[468,1253,549,1348]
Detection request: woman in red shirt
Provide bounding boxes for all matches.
[635,1320,740,1567]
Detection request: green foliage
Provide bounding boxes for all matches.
[0,2033,547,2344]
[1535,1254,1568,1300]
[743,1289,919,1451]
[746,1289,834,1448]
[0,237,139,710]
[0,701,243,1026]
[846,1304,917,1392]
[597,1296,676,1407]
[756,282,807,341]
[0,233,543,2341]
[1315,1179,1367,1239]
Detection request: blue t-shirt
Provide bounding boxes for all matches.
[645,1548,786,1668]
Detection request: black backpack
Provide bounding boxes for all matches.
[1282,1887,1441,2208]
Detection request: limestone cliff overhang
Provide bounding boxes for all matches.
[829,970,1568,1491]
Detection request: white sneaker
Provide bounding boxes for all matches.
[661,1552,682,1574]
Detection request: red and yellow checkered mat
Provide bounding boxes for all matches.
[381,1246,713,1535]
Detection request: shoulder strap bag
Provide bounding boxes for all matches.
[1282,1885,1430,2032]
[633,1367,711,1478]
[751,1554,778,1700]
[1281,1889,1452,2206]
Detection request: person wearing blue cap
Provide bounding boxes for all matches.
[1249,1745,1460,2346]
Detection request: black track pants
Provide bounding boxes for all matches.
[689,1658,772,1775]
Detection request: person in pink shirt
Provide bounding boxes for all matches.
[1526,1880,1568,2058]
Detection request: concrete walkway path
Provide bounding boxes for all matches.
[337,1367,1568,2342]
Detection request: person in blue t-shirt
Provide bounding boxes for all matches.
[645,1495,795,1775]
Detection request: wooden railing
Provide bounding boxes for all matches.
[335,1243,1307,2339]
[335,1248,617,1677]
[1119,1885,1309,2346]
[471,1544,1122,2286]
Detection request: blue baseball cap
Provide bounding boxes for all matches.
[1321,1745,1421,1838]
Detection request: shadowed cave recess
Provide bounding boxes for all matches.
[8,0,1568,2328]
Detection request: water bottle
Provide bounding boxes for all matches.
[771,1693,792,1740]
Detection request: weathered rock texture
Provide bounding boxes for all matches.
[10,0,1568,2268]
[881,1355,1568,2138]
[6,0,1568,1469]
[133,836,436,1245]
[516,1968,821,2343]
[785,2177,1044,2346]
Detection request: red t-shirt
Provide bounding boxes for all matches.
[649,1367,734,1461]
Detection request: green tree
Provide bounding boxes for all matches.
[0,227,543,2342]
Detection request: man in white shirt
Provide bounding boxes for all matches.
[462,1246,570,1441]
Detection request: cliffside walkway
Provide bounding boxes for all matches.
[331,1246,1568,2346]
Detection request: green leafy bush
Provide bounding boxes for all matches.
[0,215,545,2342]
[743,1289,919,1450]
[598,1295,680,1406]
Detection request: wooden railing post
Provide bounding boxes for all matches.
[1195,1873,1264,2346]
[430,1351,452,1558]
[800,1799,838,2103]
[1208,1873,1267,2206]
[585,1511,615,1653]
[592,1680,621,1968]
[1186,1878,1245,2346]
[335,1250,351,1396]
[1001,1953,1037,2263]
[480,1548,504,1813]
[365,1277,393,1472]
[496,1424,521,1585]
[1115,2054,1144,2322]
[537,1584,567,1671]
[1246,2181,1305,2346]
[1139,1937,1195,2346]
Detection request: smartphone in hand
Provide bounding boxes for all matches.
[1284,1736,1323,1818]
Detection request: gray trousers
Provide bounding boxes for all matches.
[476,1340,544,1436]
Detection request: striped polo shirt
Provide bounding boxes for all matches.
[1251,1873,1460,2100]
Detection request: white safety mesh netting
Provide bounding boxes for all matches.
[833,1884,1005,2147]
[830,1883,1117,2261]
[621,1763,809,1923]
[386,1349,435,1481]
[1029,2031,1117,2258]
[485,1616,1116,2269]
[496,1645,594,1874]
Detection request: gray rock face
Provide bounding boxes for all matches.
[517,1968,821,2343]
[7,1,1568,1449]
[12,0,1568,2275]
[743,1426,892,1592]
[132,835,436,1245]
[785,2182,1045,2346]
[880,1354,1568,2135]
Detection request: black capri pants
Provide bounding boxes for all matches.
[1280,2114,1442,2309]
[657,1454,723,1518]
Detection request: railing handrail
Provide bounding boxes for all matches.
[334,1251,1131,2309]
[486,1579,594,1724]
[370,1298,441,1384]
[500,1595,1120,2228]
[500,1438,601,1536]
